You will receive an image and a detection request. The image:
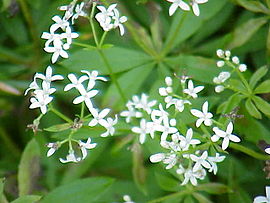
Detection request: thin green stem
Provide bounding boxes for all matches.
[161,12,187,57]
[73,42,96,49]
[147,190,190,203]
[80,103,85,118]
[50,107,73,123]
[98,49,127,102]
[99,31,108,48]
[230,143,270,160]
[89,3,99,46]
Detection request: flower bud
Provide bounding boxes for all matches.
[239,64,247,72]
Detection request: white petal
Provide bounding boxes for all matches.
[211,134,220,142]
[222,138,229,150]
[191,109,204,118]
[265,148,270,154]
[192,3,200,16]
[47,148,56,157]
[196,118,204,128]
[139,133,146,144]
[202,101,208,113]
[226,122,234,134]
[179,1,190,11]
[169,3,178,16]
[253,196,268,203]
[73,96,84,104]
[150,153,165,163]
[229,134,241,143]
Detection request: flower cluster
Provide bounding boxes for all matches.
[166,0,208,16]
[95,4,128,36]
[213,49,247,93]
[25,66,64,114]
[41,1,87,63]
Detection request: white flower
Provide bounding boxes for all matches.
[213,71,230,84]
[155,117,178,141]
[72,89,99,110]
[96,4,116,22]
[24,78,39,95]
[167,0,190,16]
[44,43,69,64]
[207,153,225,175]
[134,93,156,114]
[34,80,56,96]
[112,8,128,36]
[81,70,107,90]
[29,92,53,114]
[180,168,201,186]
[211,122,241,150]
[64,73,88,93]
[60,26,79,45]
[59,150,81,163]
[178,128,201,151]
[71,2,87,24]
[239,64,247,72]
[232,56,240,64]
[89,108,110,127]
[190,0,208,16]
[190,151,211,172]
[79,138,97,160]
[123,195,135,203]
[215,85,225,93]
[35,66,64,83]
[46,143,58,157]
[174,99,191,112]
[50,15,69,32]
[216,60,225,67]
[100,115,118,137]
[132,119,151,144]
[151,103,169,124]
[190,101,213,127]
[183,80,204,99]
[120,106,142,123]
[216,49,224,58]
[41,31,63,47]
[265,148,270,154]
[150,152,177,169]
[254,186,270,203]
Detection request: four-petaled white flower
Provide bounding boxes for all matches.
[167,0,190,16]
[183,80,204,99]
[211,122,241,150]
[81,70,107,90]
[29,93,53,114]
[120,106,142,123]
[79,138,97,160]
[46,142,58,157]
[35,66,64,83]
[207,153,225,175]
[72,2,87,24]
[179,168,205,186]
[254,186,270,203]
[101,115,118,137]
[44,43,69,64]
[89,108,111,127]
[190,101,213,127]
[134,93,157,114]
[190,0,208,16]
[64,73,88,93]
[150,152,177,169]
[59,150,81,163]
[132,119,151,144]
[178,128,201,151]
[190,151,211,172]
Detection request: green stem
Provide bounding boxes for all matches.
[89,3,99,46]
[50,107,73,123]
[161,12,188,57]
[98,49,127,103]
[73,42,96,49]
[147,190,190,203]
[98,31,108,48]
[80,103,85,118]
[230,143,270,160]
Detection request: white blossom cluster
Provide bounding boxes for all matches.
[95,4,128,36]
[25,66,64,114]
[166,0,208,16]
[41,1,87,63]
[214,49,247,93]
[121,76,242,186]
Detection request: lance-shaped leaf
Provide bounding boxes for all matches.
[196,183,233,194]
[245,99,262,119]
[44,123,71,132]
[249,66,268,89]
[252,96,270,116]
[11,195,41,203]
[227,17,268,49]
[193,193,213,203]
[234,0,270,14]
[254,80,270,94]
[18,138,40,196]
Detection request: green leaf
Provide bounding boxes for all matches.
[18,138,40,196]
[245,99,262,119]
[44,123,71,132]
[252,96,270,116]
[234,0,270,14]
[62,47,151,74]
[164,0,227,52]
[132,143,147,195]
[155,172,181,192]
[249,65,268,89]
[1,0,11,12]
[229,79,248,95]
[267,25,270,55]
[192,192,213,203]
[196,183,232,194]
[226,17,268,49]
[102,63,155,109]
[254,80,270,94]
[11,195,41,203]
[41,177,114,203]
